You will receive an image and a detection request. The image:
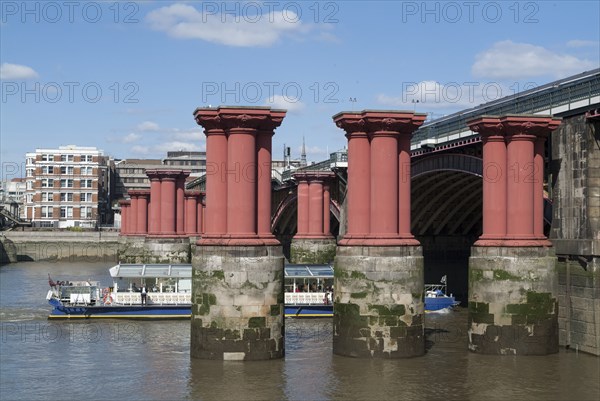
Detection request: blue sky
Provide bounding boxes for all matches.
[1,1,599,178]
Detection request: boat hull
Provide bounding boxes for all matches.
[424,297,458,311]
[285,305,333,318]
[48,304,191,319]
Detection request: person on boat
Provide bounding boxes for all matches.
[141,285,147,305]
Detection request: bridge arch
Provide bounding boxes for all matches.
[271,190,341,237]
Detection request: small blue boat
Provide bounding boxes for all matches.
[424,276,460,312]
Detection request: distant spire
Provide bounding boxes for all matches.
[301,136,307,167]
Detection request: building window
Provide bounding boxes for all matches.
[60,206,74,218]
[82,155,93,162]
[42,166,54,174]
[60,166,74,175]
[60,192,73,202]
[41,192,54,202]
[81,193,94,202]
[81,166,93,175]
[41,154,54,162]
[26,168,34,177]
[26,181,33,190]
[81,179,93,188]
[60,155,74,162]
[26,194,33,203]
[60,179,74,188]
[81,206,92,218]
[41,179,54,188]
[41,206,53,218]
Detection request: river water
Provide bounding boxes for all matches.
[1,261,599,401]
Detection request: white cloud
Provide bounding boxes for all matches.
[0,63,39,80]
[136,121,160,131]
[106,132,143,144]
[146,3,305,47]
[265,95,305,113]
[131,145,150,155]
[154,141,203,153]
[122,133,142,143]
[166,128,204,141]
[472,40,596,79]
[566,39,599,48]
[377,80,486,111]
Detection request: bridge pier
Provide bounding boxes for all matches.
[291,171,336,264]
[333,110,426,358]
[467,115,561,355]
[191,106,286,361]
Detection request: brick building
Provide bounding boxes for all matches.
[24,145,109,228]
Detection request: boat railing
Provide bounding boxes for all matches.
[112,292,191,305]
[285,292,329,305]
[425,284,447,297]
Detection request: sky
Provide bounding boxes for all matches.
[1,0,599,179]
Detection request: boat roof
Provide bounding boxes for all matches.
[284,264,333,279]
[109,264,192,278]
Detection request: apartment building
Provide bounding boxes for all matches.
[162,151,206,178]
[24,145,109,228]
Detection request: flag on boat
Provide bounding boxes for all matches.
[48,274,57,288]
[440,275,447,284]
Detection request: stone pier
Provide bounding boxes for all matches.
[332,110,426,358]
[290,171,336,264]
[191,106,286,361]
[467,115,561,355]
[118,170,192,263]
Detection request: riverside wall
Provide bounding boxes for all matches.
[0,231,120,263]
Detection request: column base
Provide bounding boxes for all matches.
[117,236,191,263]
[290,237,337,264]
[468,246,558,355]
[339,235,420,247]
[191,245,284,360]
[333,245,424,358]
[475,237,553,247]
[258,233,281,246]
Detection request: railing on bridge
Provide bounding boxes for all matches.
[412,68,600,149]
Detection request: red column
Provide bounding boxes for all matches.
[119,200,129,235]
[129,193,139,235]
[226,127,258,240]
[398,134,413,239]
[204,125,228,237]
[124,202,131,235]
[501,115,560,246]
[200,198,205,234]
[308,179,324,235]
[256,129,277,244]
[137,191,149,235]
[369,131,399,236]
[184,192,197,235]
[147,173,162,235]
[533,136,546,238]
[176,173,189,236]
[160,174,177,236]
[323,183,331,237]
[505,129,536,240]
[296,178,309,236]
[363,112,426,244]
[194,107,286,245]
[468,117,506,244]
[333,113,369,244]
